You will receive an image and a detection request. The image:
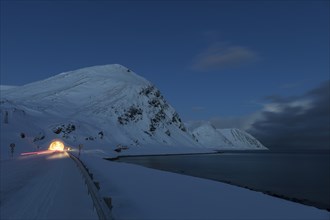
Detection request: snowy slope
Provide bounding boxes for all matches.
[185,121,233,148]
[1,64,266,158]
[218,128,266,149]
[187,121,267,150]
[1,64,201,158]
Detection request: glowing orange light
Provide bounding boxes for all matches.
[48,140,65,151]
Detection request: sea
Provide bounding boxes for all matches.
[115,151,330,211]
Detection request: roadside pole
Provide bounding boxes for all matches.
[9,143,15,158]
[78,144,83,158]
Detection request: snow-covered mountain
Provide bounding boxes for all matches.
[186,121,267,150]
[0,64,266,158]
[185,121,233,148]
[218,128,266,149]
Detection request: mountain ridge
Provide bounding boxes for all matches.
[0,64,267,158]
[186,121,266,150]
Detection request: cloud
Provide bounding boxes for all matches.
[191,43,259,71]
[247,80,330,151]
[206,81,330,151]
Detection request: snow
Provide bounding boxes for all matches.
[186,121,233,148]
[1,64,267,160]
[218,128,266,149]
[1,151,328,219]
[0,64,202,157]
[80,153,329,220]
[2,64,326,219]
[0,152,97,219]
[187,121,267,150]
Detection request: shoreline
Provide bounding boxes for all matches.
[207,178,329,212]
[106,151,220,161]
[111,152,330,212]
[106,149,272,161]
[107,149,330,161]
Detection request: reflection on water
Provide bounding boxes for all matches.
[117,152,330,211]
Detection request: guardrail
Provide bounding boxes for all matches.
[69,153,113,220]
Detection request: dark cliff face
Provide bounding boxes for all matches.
[115,84,190,142]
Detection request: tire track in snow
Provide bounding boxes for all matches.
[0,152,98,219]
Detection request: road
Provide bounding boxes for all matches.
[0,151,98,219]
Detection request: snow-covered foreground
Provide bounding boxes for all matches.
[81,153,329,220]
[0,152,97,219]
[1,150,329,220]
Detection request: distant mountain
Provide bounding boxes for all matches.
[185,121,233,148]
[0,64,266,158]
[186,121,267,150]
[217,128,266,149]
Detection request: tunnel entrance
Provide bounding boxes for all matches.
[48,140,65,151]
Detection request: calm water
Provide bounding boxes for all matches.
[116,152,330,211]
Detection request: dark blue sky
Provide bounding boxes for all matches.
[1,0,329,121]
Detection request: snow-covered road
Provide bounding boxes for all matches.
[0,152,97,219]
[1,151,329,220]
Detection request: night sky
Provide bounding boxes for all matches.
[1,1,329,151]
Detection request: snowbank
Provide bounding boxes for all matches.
[81,153,329,220]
